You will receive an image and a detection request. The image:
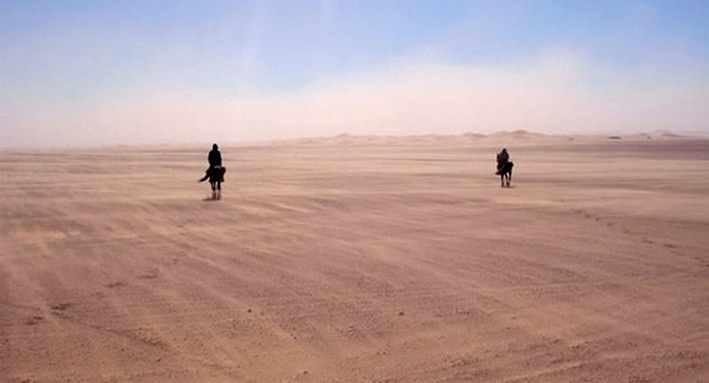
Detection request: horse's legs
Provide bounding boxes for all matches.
[211,182,217,200]
[216,181,221,200]
[500,170,511,187]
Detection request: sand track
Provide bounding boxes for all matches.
[2,134,708,382]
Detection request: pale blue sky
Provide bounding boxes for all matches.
[1,0,707,148]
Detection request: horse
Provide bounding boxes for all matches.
[497,161,513,187]
[199,166,226,200]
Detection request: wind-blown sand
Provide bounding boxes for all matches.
[2,133,708,382]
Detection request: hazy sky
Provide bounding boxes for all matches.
[1,0,708,148]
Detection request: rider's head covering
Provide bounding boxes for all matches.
[212,143,219,150]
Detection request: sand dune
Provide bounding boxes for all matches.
[1,134,708,382]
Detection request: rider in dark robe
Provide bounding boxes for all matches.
[209,143,222,169]
[496,148,509,175]
[200,143,224,182]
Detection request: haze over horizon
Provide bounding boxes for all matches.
[2,0,708,148]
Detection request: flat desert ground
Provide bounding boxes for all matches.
[2,133,709,383]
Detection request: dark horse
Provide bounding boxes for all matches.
[199,166,226,200]
[498,162,513,187]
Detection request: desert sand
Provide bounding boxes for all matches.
[2,133,708,382]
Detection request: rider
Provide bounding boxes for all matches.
[209,143,222,169]
[496,148,509,175]
[200,143,223,182]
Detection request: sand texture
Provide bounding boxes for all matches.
[2,133,709,382]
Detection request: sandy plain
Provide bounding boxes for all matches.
[1,132,708,383]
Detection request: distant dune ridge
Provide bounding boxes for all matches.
[1,133,708,382]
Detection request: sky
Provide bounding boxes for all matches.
[1,0,708,148]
